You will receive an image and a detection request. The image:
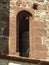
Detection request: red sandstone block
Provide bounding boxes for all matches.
[35,46,42,50]
[10,1,16,5]
[35,50,47,60]
[35,45,47,51]
[41,45,48,51]
[34,37,42,43]
[29,50,36,58]
[35,21,47,28]
[33,28,47,37]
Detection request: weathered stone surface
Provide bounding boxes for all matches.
[0,0,49,62]
[0,59,8,65]
[12,0,49,60]
[0,59,38,65]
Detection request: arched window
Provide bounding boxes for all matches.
[17,10,32,57]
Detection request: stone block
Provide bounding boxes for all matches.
[35,21,47,28]
[33,28,47,37]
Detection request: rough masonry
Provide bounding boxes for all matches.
[9,0,49,61]
[0,0,49,63]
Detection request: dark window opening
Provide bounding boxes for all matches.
[33,3,38,10]
[19,16,29,57]
[17,10,32,57]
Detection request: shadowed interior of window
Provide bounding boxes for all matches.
[17,10,32,57]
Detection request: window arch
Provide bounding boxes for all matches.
[16,10,32,57]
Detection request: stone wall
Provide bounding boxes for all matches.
[0,0,49,63]
[10,0,49,61]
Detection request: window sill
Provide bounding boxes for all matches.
[0,54,49,64]
[0,54,40,64]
